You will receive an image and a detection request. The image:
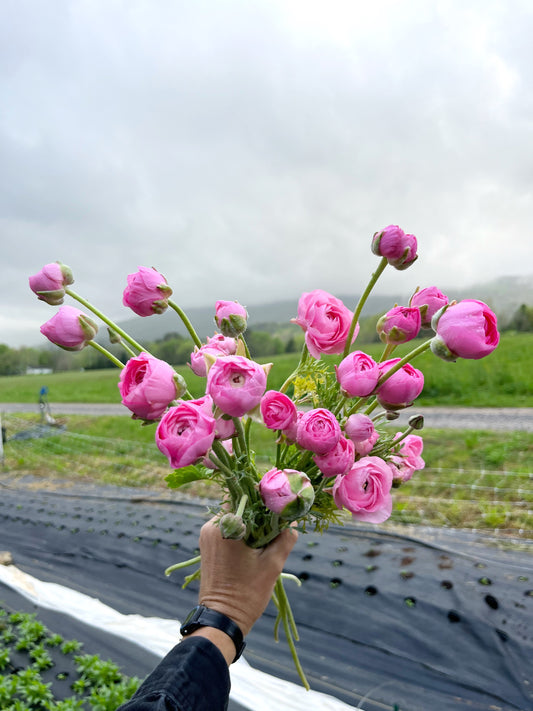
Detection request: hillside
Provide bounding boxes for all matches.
[107,274,531,344]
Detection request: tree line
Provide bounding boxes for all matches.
[1,303,531,376]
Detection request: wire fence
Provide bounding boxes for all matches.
[3,415,533,540]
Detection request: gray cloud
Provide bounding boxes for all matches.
[2,0,532,346]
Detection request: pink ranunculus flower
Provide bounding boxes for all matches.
[156,399,217,469]
[390,433,425,482]
[353,428,379,457]
[206,355,269,417]
[376,358,424,410]
[409,286,449,329]
[332,456,393,523]
[335,351,380,397]
[122,266,173,317]
[392,233,418,270]
[292,289,357,359]
[296,408,341,455]
[215,300,248,337]
[29,262,73,305]
[261,390,297,431]
[371,226,418,270]
[40,305,98,351]
[259,468,314,520]
[189,334,237,377]
[344,413,375,443]
[376,306,421,345]
[431,299,500,361]
[214,415,236,440]
[119,352,184,420]
[313,436,355,477]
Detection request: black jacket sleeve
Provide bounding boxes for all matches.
[118,636,231,711]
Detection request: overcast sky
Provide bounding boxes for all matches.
[2,0,532,348]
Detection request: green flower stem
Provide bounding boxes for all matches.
[165,555,201,576]
[235,494,248,518]
[364,399,380,416]
[274,577,309,690]
[379,342,397,362]
[248,515,280,548]
[280,345,309,393]
[65,287,146,353]
[244,417,252,451]
[168,300,202,348]
[183,568,202,589]
[343,256,388,358]
[212,438,233,469]
[88,341,124,369]
[239,336,251,359]
[375,338,432,388]
[390,425,415,447]
[233,417,248,458]
[120,341,137,359]
[280,573,302,587]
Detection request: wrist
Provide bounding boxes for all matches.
[180,605,246,664]
[187,627,236,666]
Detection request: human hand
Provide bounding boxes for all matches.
[198,518,298,637]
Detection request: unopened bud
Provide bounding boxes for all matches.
[408,414,424,430]
[107,328,122,344]
[219,513,247,540]
[386,411,400,421]
[173,373,187,399]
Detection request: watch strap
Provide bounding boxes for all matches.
[180,605,246,662]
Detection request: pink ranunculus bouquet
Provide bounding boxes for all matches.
[29,223,500,690]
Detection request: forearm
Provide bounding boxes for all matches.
[118,636,230,711]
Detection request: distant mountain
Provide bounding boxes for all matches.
[454,274,533,321]
[111,293,403,344]
[109,275,531,344]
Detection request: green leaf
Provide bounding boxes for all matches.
[165,465,206,489]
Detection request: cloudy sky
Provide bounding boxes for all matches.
[2,0,532,347]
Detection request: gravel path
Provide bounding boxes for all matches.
[2,402,533,431]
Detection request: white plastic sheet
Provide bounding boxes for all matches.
[0,564,360,710]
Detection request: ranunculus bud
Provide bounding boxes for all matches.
[376,358,424,410]
[371,226,418,270]
[408,414,424,430]
[313,436,355,477]
[260,390,297,431]
[189,333,237,377]
[431,299,500,361]
[332,456,393,523]
[206,355,269,417]
[259,468,314,520]
[218,513,247,540]
[107,328,123,345]
[29,262,73,305]
[335,351,379,397]
[119,352,183,420]
[344,413,375,443]
[40,305,97,351]
[292,290,357,360]
[214,300,248,337]
[376,306,421,345]
[156,399,217,469]
[122,266,173,317]
[296,408,341,455]
[409,286,449,329]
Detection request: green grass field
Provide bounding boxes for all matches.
[0,332,532,406]
[2,413,532,535]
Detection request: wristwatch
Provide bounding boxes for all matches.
[180,605,246,662]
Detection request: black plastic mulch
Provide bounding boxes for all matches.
[0,480,531,711]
